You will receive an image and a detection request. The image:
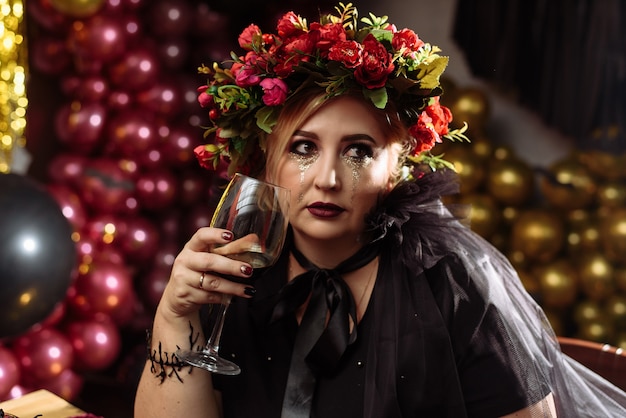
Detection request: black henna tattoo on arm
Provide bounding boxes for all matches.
[146,321,202,384]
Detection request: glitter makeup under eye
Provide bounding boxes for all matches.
[290,154,317,202]
[342,155,373,199]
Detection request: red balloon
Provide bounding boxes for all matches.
[47,153,87,187]
[54,101,107,155]
[75,233,126,266]
[106,89,134,111]
[67,261,134,319]
[33,302,67,331]
[47,183,88,231]
[2,384,32,401]
[178,169,212,207]
[135,170,178,212]
[108,46,159,91]
[38,368,84,402]
[67,16,126,63]
[12,328,73,383]
[158,210,182,241]
[183,204,215,240]
[149,0,193,38]
[136,80,183,118]
[61,75,109,102]
[118,14,142,47]
[0,346,20,399]
[27,0,71,33]
[106,110,159,158]
[65,318,121,371]
[77,158,135,214]
[117,216,160,264]
[30,37,71,75]
[103,0,146,12]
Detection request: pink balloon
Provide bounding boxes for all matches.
[66,261,134,319]
[65,318,121,371]
[160,123,202,168]
[106,89,134,111]
[154,37,189,70]
[38,368,84,402]
[54,101,107,155]
[30,37,71,75]
[12,328,73,383]
[135,80,183,118]
[47,153,87,186]
[33,302,67,331]
[139,265,170,312]
[47,183,88,231]
[108,46,159,91]
[117,216,160,264]
[148,0,193,38]
[2,384,32,401]
[27,0,71,33]
[67,15,126,63]
[0,346,20,399]
[182,203,215,240]
[61,75,109,102]
[178,169,212,207]
[135,170,178,212]
[75,233,126,266]
[158,210,182,241]
[103,0,145,12]
[80,213,126,252]
[77,158,135,214]
[105,110,159,158]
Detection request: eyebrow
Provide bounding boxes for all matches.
[292,130,379,144]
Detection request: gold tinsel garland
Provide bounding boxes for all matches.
[0,0,27,174]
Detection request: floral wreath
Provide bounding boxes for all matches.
[194,2,468,177]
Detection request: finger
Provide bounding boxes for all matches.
[197,271,256,298]
[182,250,254,281]
[185,227,233,252]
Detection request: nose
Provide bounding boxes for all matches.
[313,153,340,190]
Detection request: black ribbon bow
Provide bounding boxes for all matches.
[272,242,380,418]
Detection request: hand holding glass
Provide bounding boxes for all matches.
[176,173,290,375]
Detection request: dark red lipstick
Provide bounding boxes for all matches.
[306,202,345,218]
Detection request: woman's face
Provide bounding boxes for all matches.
[273,96,400,249]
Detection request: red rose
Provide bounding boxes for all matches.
[409,117,439,155]
[309,22,346,56]
[276,11,305,39]
[328,40,363,68]
[392,28,424,55]
[354,34,394,89]
[238,24,261,50]
[260,78,289,106]
[423,97,453,135]
[194,144,222,170]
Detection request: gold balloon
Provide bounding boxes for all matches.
[577,319,614,343]
[486,158,535,207]
[534,260,579,309]
[540,156,597,210]
[600,209,626,263]
[493,145,515,161]
[511,209,565,263]
[505,249,528,271]
[517,269,540,297]
[469,134,494,161]
[597,181,626,209]
[458,193,502,239]
[573,300,604,326]
[579,150,624,181]
[50,0,105,18]
[502,206,520,225]
[578,253,614,301]
[615,267,626,293]
[615,332,626,351]
[567,209,592,229]
[605,295,626,330]
[443,144,486,194]
[447,87,490,131]
[566,220,601,256]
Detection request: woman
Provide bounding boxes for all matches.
[135,4,626,417]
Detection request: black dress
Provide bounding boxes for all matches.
[212,170,626,417]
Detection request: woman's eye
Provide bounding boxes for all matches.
[289,140,317,156]
[344,143,373,160]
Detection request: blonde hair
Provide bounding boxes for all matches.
[262,88,412,184]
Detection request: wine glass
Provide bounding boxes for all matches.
[176,173,290,375]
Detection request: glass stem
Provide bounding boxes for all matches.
[205,294,233,354]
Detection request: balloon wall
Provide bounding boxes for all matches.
[1,0,625,410]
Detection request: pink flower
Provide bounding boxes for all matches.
[354,34,394,89]
[328,40,363,68]
[235,65,261,87]
[238,24,262,50]
[197,85,213,108]
[392,29,424,55]
[260,78,288,105]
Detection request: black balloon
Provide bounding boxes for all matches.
[0,174,76,339]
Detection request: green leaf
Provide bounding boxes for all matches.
[255,106,278,133]
[362,87,388,109]
[415,56,449,90]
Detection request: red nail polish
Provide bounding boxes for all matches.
[222,231,233,240]
[241,265,253,276]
